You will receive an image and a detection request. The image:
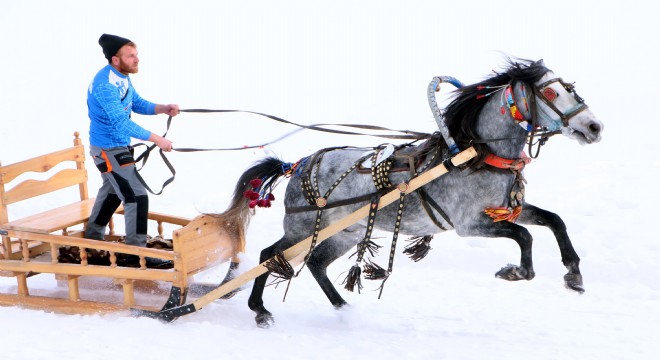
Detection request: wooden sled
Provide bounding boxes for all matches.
[0,132,244,315]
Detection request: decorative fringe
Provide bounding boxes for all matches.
[341,265,363,293]
[349,239,382,259]
[363,260,389,281]
[363,260,391,299]
[264,251,294,281]
[403,235,433,262]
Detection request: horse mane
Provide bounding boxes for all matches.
[443,58,550,167]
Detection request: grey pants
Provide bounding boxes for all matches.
[84,145,149,247]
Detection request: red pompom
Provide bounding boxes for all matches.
[248,200,258,208]
[256,199,266,207]
[263,199,272,208]
[243,190,260,200]
[249,178,263,188]
[267,193,275,201]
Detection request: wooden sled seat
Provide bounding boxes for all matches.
[2,198,103,235]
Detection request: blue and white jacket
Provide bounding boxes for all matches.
[87,64,156,148]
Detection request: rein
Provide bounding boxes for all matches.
[132,109,433,195]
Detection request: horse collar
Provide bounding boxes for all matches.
[484,152,531,171]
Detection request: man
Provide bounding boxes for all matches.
[85,33,178,268]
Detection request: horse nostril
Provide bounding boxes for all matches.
[589,122,601,135]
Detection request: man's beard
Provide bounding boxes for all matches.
[118,59,138,74]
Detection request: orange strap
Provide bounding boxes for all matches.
[100,150,113,173]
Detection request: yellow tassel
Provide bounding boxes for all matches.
[485,206,522,223]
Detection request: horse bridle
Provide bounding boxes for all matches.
[516,77,589,158]
[532,77,589,127]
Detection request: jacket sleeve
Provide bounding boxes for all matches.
[93,82,152,141]
[131,87,157,115]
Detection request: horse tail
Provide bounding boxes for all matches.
[210,157,288,250]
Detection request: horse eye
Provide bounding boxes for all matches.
[542,87,558,101]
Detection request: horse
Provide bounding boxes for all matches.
[218,58,603,327]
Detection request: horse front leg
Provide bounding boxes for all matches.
[517,203,584,293]
[468,220,536,281]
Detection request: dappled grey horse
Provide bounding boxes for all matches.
[220,59,603,327]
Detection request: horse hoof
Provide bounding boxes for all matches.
[495,264,532,281]
[564,273,585,294]
[255,312,274,328]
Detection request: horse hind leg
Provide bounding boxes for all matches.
[305,230,361,309]
[247,240,281,328]
[518,204,584,293]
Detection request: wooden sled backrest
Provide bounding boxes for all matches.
[0,132,88,224]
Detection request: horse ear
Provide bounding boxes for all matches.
[535,59,545,67]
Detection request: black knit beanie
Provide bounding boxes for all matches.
[98,34,132,61]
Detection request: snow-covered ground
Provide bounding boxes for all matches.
[2,1,659,359]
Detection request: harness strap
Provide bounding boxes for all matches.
[408,148,453,231]
[343,194,384,292]
[286,189,388,214]
[417,189,453,230]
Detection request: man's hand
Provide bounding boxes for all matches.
[155,104,180,117]
[148,133,173,152]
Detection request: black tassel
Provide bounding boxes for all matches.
[349,239,382,259]
[264,251,294,281]
[403,235,433,262]
[342,265,363,293]
[363,260,389,281]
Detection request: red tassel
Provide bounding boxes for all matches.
[248,200,258,208]
[267,193,275,201]
[249,178,263,188]
[263,199,272,208]
[476,94,485,99]
[256,199,266,207]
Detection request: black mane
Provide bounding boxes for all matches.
[443,58,550,165]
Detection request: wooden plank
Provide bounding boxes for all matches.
[0,145,85,184]
[147,211,191,227]
[2,231,175,260]
[0,260,179,282]
[187,146,478,310]
[115,210,191,227]
[0,293,160,315]
[1,198,99,234]
[2,168,87,205]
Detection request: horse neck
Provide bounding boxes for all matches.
[477,91,529,159]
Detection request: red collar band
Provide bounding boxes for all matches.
[484,152,531,171]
